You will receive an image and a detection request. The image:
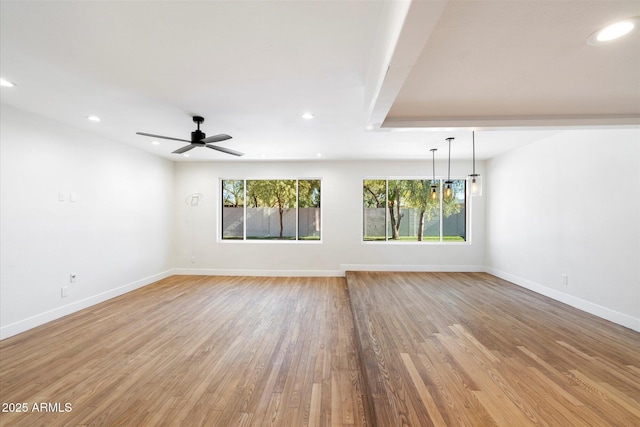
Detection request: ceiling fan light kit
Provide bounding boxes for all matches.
[137,116,244,157]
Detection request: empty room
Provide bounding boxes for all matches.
[1,1,639,426]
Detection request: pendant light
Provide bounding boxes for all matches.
[444,137,454,199]
[468,131,482,196]
[429,148,438,200]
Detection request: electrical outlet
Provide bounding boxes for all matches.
[70,273,77,283]
[562,274,569,285]
[61,287,68,298]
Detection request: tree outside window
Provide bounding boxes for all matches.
[363,179,465,242]
[221,179,321,241]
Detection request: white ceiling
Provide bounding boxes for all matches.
[1,1,638,162]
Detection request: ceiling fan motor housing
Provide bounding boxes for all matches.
[191,130,205,143]
[192,116,205,143]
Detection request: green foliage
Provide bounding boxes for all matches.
[298,180,321,208]
[247,180,296,209]
[363,180,386,208]
[405,180,439,220]
[387,180,407,239]
[222,180,244,207]
[246,180,297,238]
[400,179,462,220]
[443,180,464,218]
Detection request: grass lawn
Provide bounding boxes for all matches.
[364,236,465,242]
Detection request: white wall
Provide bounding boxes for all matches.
[173,159,485,275]
[485,128,640,331]
[0,105,175,339]
[2,106,637,338]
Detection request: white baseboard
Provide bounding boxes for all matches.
[485,267,640,333]
[172,268,344,277]
[341,264,485,273]
[4,266,636,340]
[0,270,174,340]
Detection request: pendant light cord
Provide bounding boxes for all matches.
[433,151,436,181]
[430,148,437,181]
[446,137,453,182]
[472,131,476,176]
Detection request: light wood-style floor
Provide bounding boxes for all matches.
[0,276,370,426]
[347,271,640,427]
[1,273,639,426]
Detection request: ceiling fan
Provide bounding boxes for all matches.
[137,116,244,156]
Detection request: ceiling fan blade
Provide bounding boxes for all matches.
[136,132,190,143]
[206,144,244,157]
[172,144,198,154]
[200,134,232,144]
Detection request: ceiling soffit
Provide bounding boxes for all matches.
[368,0,640,130]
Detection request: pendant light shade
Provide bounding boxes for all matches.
[429,148,438,200]
[468,131,482,196]
[444,137,454,200]
[469,174,482,196]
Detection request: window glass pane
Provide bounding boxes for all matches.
[363,180,386,241]
[422,180,441,241]
[222,179,244,240]
[442,179,466,241]
[246,180,297,240]
[386,180,441,242]
[387,180,408,240]
[298,179,321,240]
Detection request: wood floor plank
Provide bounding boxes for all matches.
[568,369,640,422]
[309,382,322,427]
[346,271,640,427]
[400,353,447,427]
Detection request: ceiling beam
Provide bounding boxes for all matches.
[384,116,640,130]
[365,0,449,129]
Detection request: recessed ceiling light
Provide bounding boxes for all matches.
[86,115,101,122]
[316,153,322,157]
[0,78,15,87]
[588,17,638,45]
[302,112,314,120]
[597,21,634,41]
[183,153,190,157]
[151,140,160,145]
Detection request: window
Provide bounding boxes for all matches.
[297,179,321,240]
[221,179,321,241]
[222,180,245,240]
[363,179,466,242]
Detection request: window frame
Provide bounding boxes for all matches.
[362,177,470,245]
[219,178,322,243]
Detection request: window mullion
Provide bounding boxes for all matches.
[295,180,299,241]
[243,179,247,240]
[439,180,444,242]
[385,179,389,241]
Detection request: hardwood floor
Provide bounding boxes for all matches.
[0,276,370,426]
[1,273,639,426]
[347,271,640,427]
